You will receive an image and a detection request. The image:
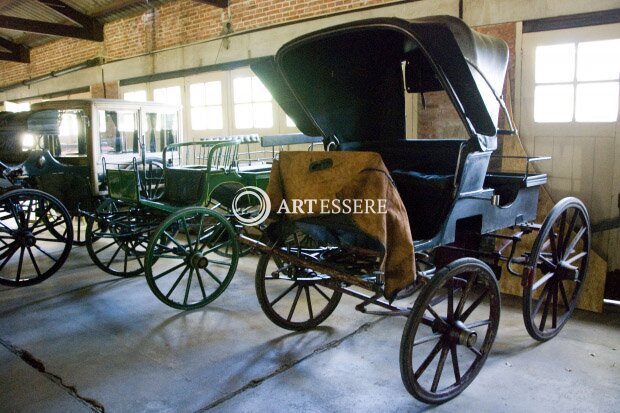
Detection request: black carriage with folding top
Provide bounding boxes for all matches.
[239,15,591,404]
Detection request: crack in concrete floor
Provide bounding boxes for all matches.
[195,316,386,412]
[0,336,105,412]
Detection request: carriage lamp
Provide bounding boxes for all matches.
[21,133,34,151]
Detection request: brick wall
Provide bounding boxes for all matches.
[0,0,399,88]
[417,22,517,139]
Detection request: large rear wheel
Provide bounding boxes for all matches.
[0,189,73,286]
[523,197,590,341]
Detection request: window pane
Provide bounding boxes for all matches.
[124,90,146,102]
[191,107,208,130]
[234,103,253,128]
[205,106,223,129]
[190,83,206,107]
[252,77,272,102]
[577,39,620,81]
[575,82,619,122]
[234,77,252,103]
[253,102,273,128]
[205,81,222,105]
[154,86,181,105]
[535,44,575,83]
[5,101,30,112]
[534,84,574,122]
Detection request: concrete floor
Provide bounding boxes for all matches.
[1,246,618,413]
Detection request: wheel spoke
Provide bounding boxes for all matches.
[460,289,488,322]
[447,283,454,322]
[165,266,189,298]
[466,319,491,329]
[181,217,194,254]
[450,342,461,385]
[204,267,223,286]
[304,286,313,319]
[532,271,555,291]
[558,282,571,311]
[15,246,25,282]
[413,333,442,346]
[414,340,443,379]
[286,286,303,322]
[538,283,553,331]
[560,210,578,258]
[566,251,587,265]
[196,269,207,300]
[0,243,19,271]
[552,282,558,329]
[311,284,331,301]
[549,230,559,263]
[426,304,442,322]
[532,281,551,317]
[557,211,567,257]
[106,242,124,268]
[183,269,194,305]
[32,244,58,262]
[431,346,449,393]
[152,262,186,280]
[562,227,586,261]
[454,272,477,319]
[26,246,42,278]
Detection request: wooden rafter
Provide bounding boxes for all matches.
[0,0,103,41]
[0,36,29,63]
[195,0,228,8]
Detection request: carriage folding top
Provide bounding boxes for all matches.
[251,16,524,251]
[252,15,510,150]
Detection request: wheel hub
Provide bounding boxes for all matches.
[556,260,579,281]
[16,231,36,247]
[189,253,208,269]
[433,318,477,348]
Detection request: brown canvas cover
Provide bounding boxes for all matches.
[267,151,415,298]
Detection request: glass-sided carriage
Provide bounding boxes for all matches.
[0,99,182,286]
[241,15,592,404]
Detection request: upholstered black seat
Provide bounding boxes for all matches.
[391,169,454,240]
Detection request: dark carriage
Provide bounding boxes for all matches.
[240,15,591,403]
[0,99,182,286]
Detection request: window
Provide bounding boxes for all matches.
[57,110,87,156]
[534,38,620,123]
[4,101,30,112]
[189,81,223,130]
[153,86,182,106]
[232,76,273,129]
[98,110,139,155]
[123,90,147,102]
[143,110,180,152]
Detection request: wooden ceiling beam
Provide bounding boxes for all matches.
[37,0,103,41]
[194,0,228,8]
[0,15,102,41]
[0,35,29,63]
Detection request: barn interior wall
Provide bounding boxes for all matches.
[0,0,617,272]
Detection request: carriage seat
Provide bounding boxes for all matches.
[160,167,207,206]
[391,170,454,241]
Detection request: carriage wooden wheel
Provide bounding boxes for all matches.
[0,189,73,286]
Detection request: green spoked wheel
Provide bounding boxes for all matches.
[145,207,239,310]
[255,234,342,331]
[0,189,73,287]
[523,197,590,341]
[86,201,159,277]
[400,258,500,404]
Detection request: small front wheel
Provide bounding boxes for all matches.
[400,258,500,404]
[255,236,342,331]
[145,207,238,310]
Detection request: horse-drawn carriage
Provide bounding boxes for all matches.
[238,15,591,403]
[0,99,182,286]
